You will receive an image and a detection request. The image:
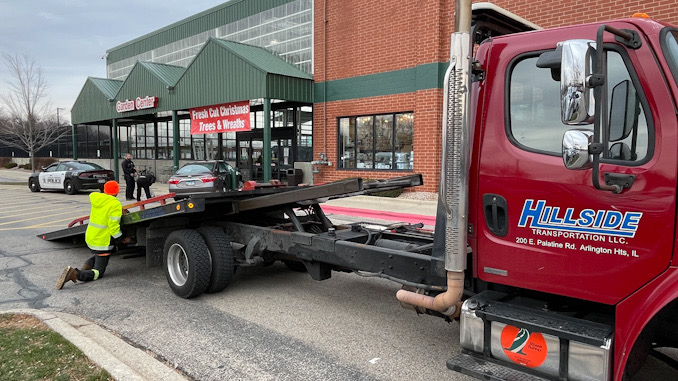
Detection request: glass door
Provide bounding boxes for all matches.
[252,140,264,180]
[238,140,251,181]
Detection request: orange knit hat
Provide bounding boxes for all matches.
[103,181,119,195]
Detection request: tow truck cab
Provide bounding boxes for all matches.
[449,13,678,381]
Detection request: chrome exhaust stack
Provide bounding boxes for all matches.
[441,0,472,274]
[396,0,473,315]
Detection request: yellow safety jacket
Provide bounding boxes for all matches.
[85,192,123,251]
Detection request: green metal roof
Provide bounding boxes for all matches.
[89,77,123,99]
[106,0,296,63]
[71,78,123,125]
[138,62,186,87]
[72,39,313,124]
[213,39,312,80]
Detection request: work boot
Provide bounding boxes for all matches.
[56,266,78,290]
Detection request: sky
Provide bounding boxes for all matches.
[0,0,227,123]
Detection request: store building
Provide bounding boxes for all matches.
[60,0,678,192]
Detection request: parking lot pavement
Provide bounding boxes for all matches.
[0,168,29,183]
[0,173,469,381]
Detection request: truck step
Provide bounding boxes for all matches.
[474,292,612,346]
[447,351,549,381]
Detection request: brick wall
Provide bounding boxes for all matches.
[313,0,453,193]
[312,0,678,193]
[490,0,678,29]
[314,0,454,80]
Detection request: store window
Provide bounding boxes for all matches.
[125,123,156,159]
[338,112,414,170]
[118,126,129,157]
[74,125,111,159]
[157,121,174,160]
[223,132,237,161]
[179,119,192,159]
[297,106,313,161]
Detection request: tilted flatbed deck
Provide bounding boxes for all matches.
[38,174,447,303]
[39,175,422,241]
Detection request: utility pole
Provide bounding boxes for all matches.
[56,107,66,159]
[56,107,65,127]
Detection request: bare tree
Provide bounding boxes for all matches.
[0,53,68,171]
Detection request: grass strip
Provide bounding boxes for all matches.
[0,313,112,381]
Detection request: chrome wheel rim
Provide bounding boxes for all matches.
[167,243,189,286]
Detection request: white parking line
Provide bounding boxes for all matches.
[0,208,84,226]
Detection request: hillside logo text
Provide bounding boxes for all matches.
[518,199,642,238]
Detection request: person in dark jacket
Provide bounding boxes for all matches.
[121,153,136,200]
[136,169,155,201]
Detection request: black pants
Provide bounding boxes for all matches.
[77,254,110,281]
[136,178,152,201]
[125,176,135,199]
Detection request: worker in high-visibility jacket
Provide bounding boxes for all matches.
[57,180,126,289]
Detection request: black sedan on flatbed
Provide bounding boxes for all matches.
[28,161,115,195]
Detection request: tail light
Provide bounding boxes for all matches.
[201,176,217,183]
[168,178,179,185]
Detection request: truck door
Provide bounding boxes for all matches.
[475,25,677,305]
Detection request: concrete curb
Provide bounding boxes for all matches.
[3,308,187,381]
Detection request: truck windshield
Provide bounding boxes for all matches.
[661,29,678,85]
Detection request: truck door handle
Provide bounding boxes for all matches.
[482,194,508,237]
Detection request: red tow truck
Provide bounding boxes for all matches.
[430,1,678,379]
[41,2,678,380]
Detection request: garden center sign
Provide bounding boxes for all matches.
[116,96,158,113]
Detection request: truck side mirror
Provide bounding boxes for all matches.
[562,129,594,169]
[560,40,596,125]
[608,80,639,142]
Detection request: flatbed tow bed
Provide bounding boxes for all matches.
[39,174,449,302]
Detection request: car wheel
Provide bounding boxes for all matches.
[28,178,40,192]
[64,180,77,195]
[197,226,235,293]
[163,229,212,298]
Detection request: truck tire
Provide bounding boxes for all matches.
[196,226,235,293]
[28,178,40,192]
[163,229,212,298]
[64,179,77,195]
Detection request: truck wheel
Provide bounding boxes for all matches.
[163,229,212,298]
[197,226,235,293]
[28,178,40,192]
[64,180,77,195]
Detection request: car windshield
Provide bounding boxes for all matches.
[68,162,104,171]
[176,164,213,175]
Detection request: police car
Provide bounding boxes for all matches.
[28,161,115,195]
